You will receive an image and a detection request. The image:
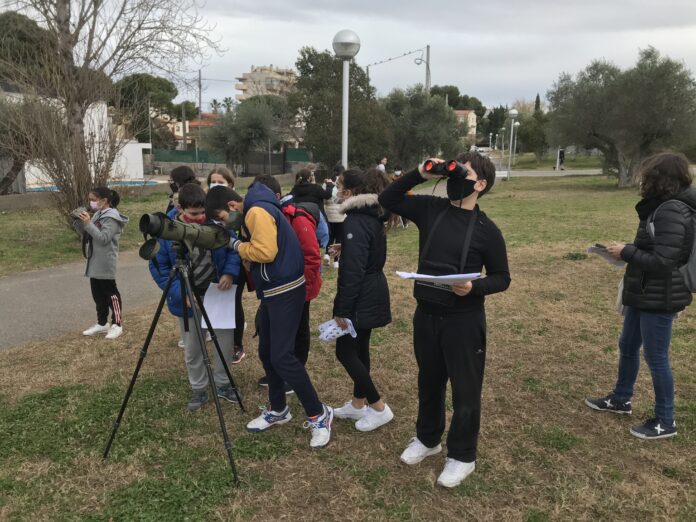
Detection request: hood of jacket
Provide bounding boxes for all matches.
[673,186,696,209]
[291,183,318,199]
[281,194,320,225]
[95,207,129,224]
[636,186,696,220]
[244,182,281,213]
[338,193,386,220]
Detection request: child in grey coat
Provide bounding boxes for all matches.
[73,187,129,340]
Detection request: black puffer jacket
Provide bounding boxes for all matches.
[290,182,333,216]
[621,187,696,312]
[333,194,391,329]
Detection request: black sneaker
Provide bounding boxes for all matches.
[231,346,245,365]
[216,385,242,403]
[258,376,269,387]
[630,418,677,440]
[187,389,208,411]
[584,395,632,414]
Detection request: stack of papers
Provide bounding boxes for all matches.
[395,271,481,285]
[318,318,357,342]
[587,244,626,268]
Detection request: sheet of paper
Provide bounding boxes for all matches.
[201,283,237,330]
[395,271,481,286]
[587,245,626,268]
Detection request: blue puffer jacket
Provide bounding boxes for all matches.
[148,223,241,317]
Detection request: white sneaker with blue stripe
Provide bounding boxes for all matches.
[304,405,334,448]
[246,406,292,432]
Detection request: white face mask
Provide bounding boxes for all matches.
[209,182,226,189]
[89,201,100,211]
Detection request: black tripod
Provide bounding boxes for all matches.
[103,244,245,484]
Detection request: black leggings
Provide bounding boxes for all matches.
[295,301,311,365]
[89,278,122,326]
[233,269,246,348]
[335,328,380,404]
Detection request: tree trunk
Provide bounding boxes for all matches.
[0,157,24,194]
[617,154,636,188]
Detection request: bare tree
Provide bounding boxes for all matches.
[0,0,220,221]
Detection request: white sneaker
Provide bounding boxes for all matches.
[355,404,394,432]
[246,406,292,433]
[436,458,475,488]
[323,254,330,264]
[334,400,368,420]
[333,261,339,269]
[105,324,123,340]
[83,323,110,336]
[304,405,333,448]
[400,437,442,465]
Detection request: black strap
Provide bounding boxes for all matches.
[419,207,477,272]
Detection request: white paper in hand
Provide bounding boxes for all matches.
[201,283,236,330]
[318,318,357,342]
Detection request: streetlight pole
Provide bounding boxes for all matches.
[333,30,361,169]
[500,127,506,166]
[506,109,518,181]
[512,121,520,166]
[489,132,492,149]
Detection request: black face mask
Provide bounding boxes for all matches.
[446,177,477,201]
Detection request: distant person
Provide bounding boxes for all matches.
[290,168,333,217]
[73,187,129,340]
[331,168,394,432]
[166,165,199,214]
[206,166,235,190]
[585,152,696,440]
[323,164,346,268]
[149,184,241,411]
[376,157,387,173]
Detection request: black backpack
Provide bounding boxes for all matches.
[648,200,696,292]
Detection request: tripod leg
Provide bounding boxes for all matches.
[181,269,240,485]
[103,268,177,461]
[192,288,246,412]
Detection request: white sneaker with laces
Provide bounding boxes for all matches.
[105,324,123,340]
[246,406,292,432]
[400,437,442,465]
[437,458,475,488]
[304,405,333,448]
[83,323,111,336]
[334,400,368,420]
[355,404,394,432]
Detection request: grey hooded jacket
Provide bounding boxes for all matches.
[73,207,129,279]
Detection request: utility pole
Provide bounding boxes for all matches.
[147,94,153,148]
[181,103,187,151]
[425,44,431,92]
[197,69,202,165]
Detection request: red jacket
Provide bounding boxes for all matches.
[282,203,322,302]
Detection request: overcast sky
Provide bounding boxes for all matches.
[181,0,696,111]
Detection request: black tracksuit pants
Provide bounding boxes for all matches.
[258,285,322,417]
[336,328,380,404]
[233,269,246,348]
[413,304,486,463]
[89,278,122,326]
[295,301,311,366]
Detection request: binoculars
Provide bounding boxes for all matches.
[423,159,466,177]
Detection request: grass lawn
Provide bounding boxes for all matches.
[1,176,696,520]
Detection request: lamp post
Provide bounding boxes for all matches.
[333,30,361,169]
[506,109,518,180]
[500,127,506,165]
[494,133,498,150]
[489,132,493,149]
[512,121,520,166]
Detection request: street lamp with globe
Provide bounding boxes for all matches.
[332,30,361,169]
[506,108,519,180]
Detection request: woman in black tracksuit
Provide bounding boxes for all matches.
[379,152,510,488]
[585,152,695,440]
[332,168,394,432]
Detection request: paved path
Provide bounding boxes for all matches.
[0,250,161,350]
